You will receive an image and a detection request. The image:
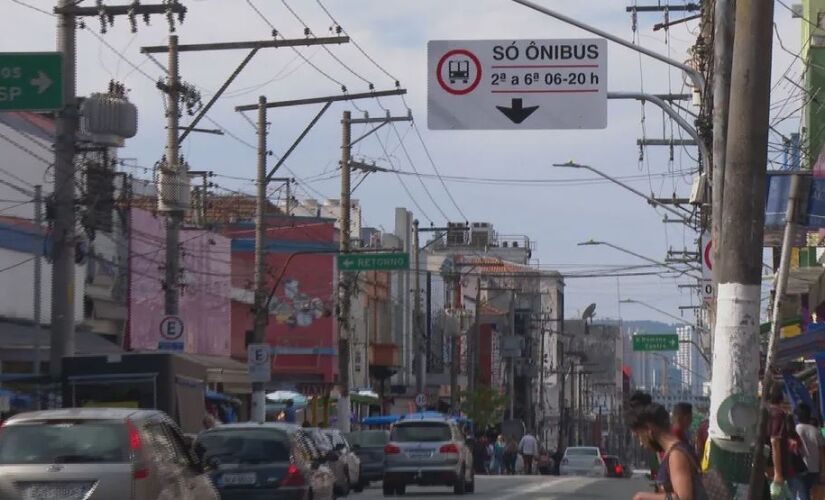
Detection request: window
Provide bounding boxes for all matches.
[344,430,389,447]
[197,428,291,465]
[390,423,452,443]
[564,447,599,457]
[0,420,128,464]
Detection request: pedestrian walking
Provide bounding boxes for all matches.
[628,391,708,500]
[766,385,808,499]
[794,403,823,500]
[504,436,518,475]
[671,403,694,449]
[519,431,539,475]
[492,435,506,475]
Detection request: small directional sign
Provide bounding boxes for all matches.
[0,53,63,111]
[632,334,679,352]
[337,252,410,272]
[428,39,607,130]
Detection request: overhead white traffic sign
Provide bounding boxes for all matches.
[428,39,607,130]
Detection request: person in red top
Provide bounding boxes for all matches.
[671,402,693,447]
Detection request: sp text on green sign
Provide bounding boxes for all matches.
[0,53,63,111]
[338,252,410,272]
[632,334,679,352]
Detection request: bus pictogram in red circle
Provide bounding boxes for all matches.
[436,49,482,96]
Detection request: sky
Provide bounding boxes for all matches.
[1,0,803,324]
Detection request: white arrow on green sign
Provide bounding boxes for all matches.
[337,252,410,272]
[0,53,63,111]
[632,333,679,352]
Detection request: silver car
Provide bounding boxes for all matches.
[558,446,607,477]
[0,408,219,500]
[383,417,474,496]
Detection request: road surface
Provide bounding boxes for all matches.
[358,475,651,499]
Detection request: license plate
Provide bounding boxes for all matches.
[21,482,93,500]
[220,472,257,486]
[408,450,432,458]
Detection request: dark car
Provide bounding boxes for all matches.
[345,429,390,487]
[195,423,335,500]
[602,455,628,478]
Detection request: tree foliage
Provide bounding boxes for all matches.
[460,386,510,432]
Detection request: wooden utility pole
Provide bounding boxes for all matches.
[251,95,268,423]
[413,219,424,399]
[338,110,353,433]
[707,0,774,491]
[450,275,461,414]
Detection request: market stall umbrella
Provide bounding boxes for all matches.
[266,390,308,408]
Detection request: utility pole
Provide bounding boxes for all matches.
[50,0,79,379]
[707,0,774,491]
[751,179,798,494]
[338,110,353,433]
[251,95,268,424]
[33,185,42,379]
[413,219,424,399]
[711,0,736,283]
[161,35,183,316]
[469,277,481,395]
[450,274,461,414]
[51,1,183,379]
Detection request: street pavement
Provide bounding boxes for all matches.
[358,475,652,499]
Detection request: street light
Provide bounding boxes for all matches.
[553,162,694,225]
[621,298,710,366]
[578,239,701,280]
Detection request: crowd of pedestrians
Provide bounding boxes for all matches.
[470,430,553,475]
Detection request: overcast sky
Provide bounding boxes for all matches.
[2,0,801,324]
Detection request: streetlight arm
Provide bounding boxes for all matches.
[593,241,701,280]
[556,163,693,225]
[510,0,705,92]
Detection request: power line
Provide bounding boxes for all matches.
[0,256,35,274]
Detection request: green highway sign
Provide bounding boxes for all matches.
[632,334,679,352]
[0,53,63,111]
[338,252,410,272]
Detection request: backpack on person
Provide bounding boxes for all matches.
[661,443,731,500]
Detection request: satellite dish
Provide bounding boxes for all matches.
[582,303,597,321]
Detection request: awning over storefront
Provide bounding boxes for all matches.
[776,323,825,365]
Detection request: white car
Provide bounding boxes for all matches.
[559,446,607,477]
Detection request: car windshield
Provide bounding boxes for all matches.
[0,420,128,464]
[345,430,389,447]
[391,423,452,443]
[197,428,291,465]
[565,448,599,457]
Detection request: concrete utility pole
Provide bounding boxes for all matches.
[469,277,481,395]
[749,173,802,494]
[33,185,42,378]
[707,0,774,491]
[162,35,183,316]
[50,0,79,379]
[450,275,461,414]
[251,95,268,423]
[50,1,185,379]
[338,110,353,433]
[413,219,424,399]
[711,0,736,284]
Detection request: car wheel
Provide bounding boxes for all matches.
[340,472,351,497]
[353,478,364,493]
[395,484,406,496]
[383,481,394,497]
[453,466,466,495]
[466,467,475,494]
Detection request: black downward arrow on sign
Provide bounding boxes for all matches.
[496,98,539,124]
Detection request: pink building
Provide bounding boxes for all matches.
[128,208,232,355]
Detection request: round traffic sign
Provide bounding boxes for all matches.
[415,393,427,407]
[436,49,482,96]
[704,240,713,272]
[159,315,184,340]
